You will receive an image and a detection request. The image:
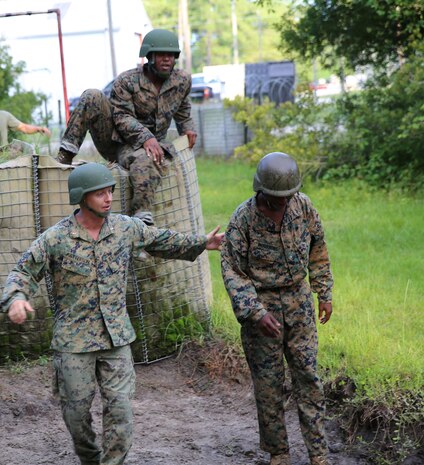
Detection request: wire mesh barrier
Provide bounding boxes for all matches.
[0,136,212,364]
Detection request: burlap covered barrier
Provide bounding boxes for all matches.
[0,136,212,363]
[129,136,212,361]
[0,156,52,358]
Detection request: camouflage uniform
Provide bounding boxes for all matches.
[1,212,207,465]
[59,65,195,215]
[221,192,333,461]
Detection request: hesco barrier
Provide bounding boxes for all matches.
[0,136,212,364]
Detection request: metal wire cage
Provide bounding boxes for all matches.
[0,136,212,364]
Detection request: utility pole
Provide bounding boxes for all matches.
[257,12,263,62]
[107,0,117,78]
[178,2,184,69]
[178,0,192,74]
[231,0,239,65]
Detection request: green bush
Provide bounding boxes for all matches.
[225,93,336,179]
[226,52,424,192]
[325,56,424,191]
[224,96,280,163]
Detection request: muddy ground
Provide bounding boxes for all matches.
[0,347,369,465]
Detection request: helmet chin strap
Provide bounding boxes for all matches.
[261,192,290,212]
[148,53,174,80]
[82,200,110,218]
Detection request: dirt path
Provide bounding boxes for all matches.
[0,354,366,465]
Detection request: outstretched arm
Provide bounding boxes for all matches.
[17,122,51,137]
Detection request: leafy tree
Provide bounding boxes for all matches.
[0,41,25,102]
[324,52,424,190]
[224,96,280,163]
[0,40,46,127]
[227,46,424,191]
[258,0,424,70]
[143,0,290,72]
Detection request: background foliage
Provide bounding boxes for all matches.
[0,41,47,139]
[226,49,424,191]
[260,0,424,70]
[143,0,290,72]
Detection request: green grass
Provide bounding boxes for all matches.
[197,157,256,343]
[196,157,424,396]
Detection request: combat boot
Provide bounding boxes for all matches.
[56,149,74,165]
[133,210,154,226]
[310,456,328,465]
[270,453,291,465]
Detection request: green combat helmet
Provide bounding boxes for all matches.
[139,29,181,58]
[253,152,301,197]
[68,163,116,205]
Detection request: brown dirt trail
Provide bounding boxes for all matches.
[0,353,366,465]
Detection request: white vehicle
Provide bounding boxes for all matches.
[190,73,223,102]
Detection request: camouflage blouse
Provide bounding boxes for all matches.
[1,213,206,352]
[221,192,333,324]
[110,65,195,151]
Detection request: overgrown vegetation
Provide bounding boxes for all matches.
[142,0,290,72]
[196,157,424,464]
[260,0,424,70]
[225,46,424,191]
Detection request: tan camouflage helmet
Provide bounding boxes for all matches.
[253,152,301,197]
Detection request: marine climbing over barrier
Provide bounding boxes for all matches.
[56,28,197,226]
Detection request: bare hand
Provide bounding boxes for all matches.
[258,313,281,338]
[8,299,34,324]
[185,131,197,149]
[319,301,332,324]
[144,137,165,165]
[206,225,224,250]
[39,126,51,137]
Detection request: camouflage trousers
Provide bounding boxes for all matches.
[60,89,171,214]
[52,345,136,465]
[117,144,170,215]
[241,280,328,460]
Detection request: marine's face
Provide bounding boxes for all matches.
[84,187,113,217]
[152,52,176,75]
[262,193,292,211]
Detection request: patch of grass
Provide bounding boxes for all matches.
[196,157,256,345]
[339,388,424,464]
[3,353,51,374]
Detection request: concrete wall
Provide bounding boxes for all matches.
[189,103,247,157]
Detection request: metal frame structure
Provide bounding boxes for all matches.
[0,9,70,123]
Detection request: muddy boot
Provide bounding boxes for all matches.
[270,454,291,465]
[133,210,154,226]
[310,456,328,465]
[56,148,75,165]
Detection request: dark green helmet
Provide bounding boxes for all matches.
[253,152,301,197]
[68,163,116,205]
[139,29,180,58]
